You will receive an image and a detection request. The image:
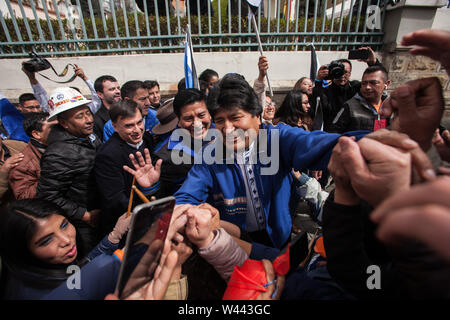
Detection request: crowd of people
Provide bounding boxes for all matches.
[0,27,449,300]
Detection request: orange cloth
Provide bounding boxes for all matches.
[314,236,326,258]
[373,101,382,113]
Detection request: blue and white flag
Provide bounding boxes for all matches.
[184,25,199,90]
[0,94,28,142]
[246,0,262,17]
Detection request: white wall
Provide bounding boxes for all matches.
[0,51,371,101]
[432,7,450,31]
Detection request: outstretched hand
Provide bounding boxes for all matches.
[401,29,450,76]
[123,148,162,188]
[329,136,412,207]
[380,77,444,151]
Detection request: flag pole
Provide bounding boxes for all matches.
[185,24,199,89]
[249,8,274,98]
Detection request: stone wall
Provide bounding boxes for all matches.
[381,48,450,127]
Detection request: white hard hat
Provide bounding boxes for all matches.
[47,87,91,121]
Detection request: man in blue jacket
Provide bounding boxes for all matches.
[127,74,365,249]
[173,74,366,248]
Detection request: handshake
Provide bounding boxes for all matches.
[169,203,221,251]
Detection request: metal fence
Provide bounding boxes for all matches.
[0,0,387,57]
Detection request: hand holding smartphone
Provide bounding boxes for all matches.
[115,196,175,299]
[348,49,370,60]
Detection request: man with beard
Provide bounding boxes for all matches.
[93,75,121,140]
[95,99,161,238]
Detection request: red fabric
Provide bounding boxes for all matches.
[374,119,387,131]
[222,259,267,300]
[314,236,326,258]
[223,247,291,300]
[272,246,290,276]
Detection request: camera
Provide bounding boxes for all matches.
[23,51,51,73]
[325,60,346,80]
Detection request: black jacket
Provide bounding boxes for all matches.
[322,191,450,299]
[94,132,157,237]
[37,125,101,221]
[153,137,194,198]
[93,104,110,141]
[312,59,384,132]
[313,80,361,132]
[37,125,102,252]
[328,93,389,133]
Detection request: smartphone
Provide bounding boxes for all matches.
[115,196,175,299]
[348,49,370,60]
[275,231,310,275]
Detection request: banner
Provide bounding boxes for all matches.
[0,94,28,142]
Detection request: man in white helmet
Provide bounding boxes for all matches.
[36,87,102,253]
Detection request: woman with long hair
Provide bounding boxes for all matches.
[273,89,313,130]
[0,199,130,299]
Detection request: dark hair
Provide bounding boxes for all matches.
[121,80,145,100]
[363,65,389,82]
[173,88,206,118]
[337,58,352,71]
[19,93,37,106]
[94,75,118,93]
[0,199,67,266]
[177,78,186,93]
[293,77,309,91]
[274,90,310,127]
[143,80,160,90]
[206,74,261,118]
[22,112,49,137]
[109,99,142,123]
[199,69,219,83]
[199,79,209,94]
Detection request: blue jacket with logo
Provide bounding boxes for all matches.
[175,123,366,248]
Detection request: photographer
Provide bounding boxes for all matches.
[312,47,382,132]
[328,65,391,133]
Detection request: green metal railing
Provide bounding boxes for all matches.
[0,0,386,57]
